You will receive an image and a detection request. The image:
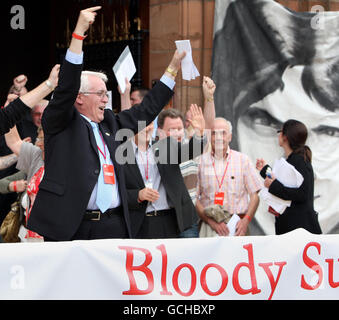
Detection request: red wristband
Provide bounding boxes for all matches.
[244,214,252,222]
[12,181,17,192]
[72,32,87,40]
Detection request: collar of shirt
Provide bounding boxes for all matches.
[211,146,231,160]
[131,138,152,154]
[80,114,94,123]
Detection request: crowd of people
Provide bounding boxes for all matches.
[0,6,322,243]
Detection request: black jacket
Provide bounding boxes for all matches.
[261,153,322,235]
[28,58,173,240]
[122,135,206,238]
[0,98,30,135]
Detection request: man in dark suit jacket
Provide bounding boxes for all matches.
[27,7,185,241]
[121,105,207,238]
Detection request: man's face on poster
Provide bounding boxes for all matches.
[237,65,339,234]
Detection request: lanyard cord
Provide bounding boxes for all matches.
[211,151,231,190]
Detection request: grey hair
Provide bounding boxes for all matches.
[80,71,108,93]
[215,117,233,134]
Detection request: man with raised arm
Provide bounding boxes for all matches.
[28,7,185,241]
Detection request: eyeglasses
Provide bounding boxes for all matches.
[277,129,282,133]
[81,91,109,99]
[211,130,228,136]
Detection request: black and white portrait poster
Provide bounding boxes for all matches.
[212,0,339,234]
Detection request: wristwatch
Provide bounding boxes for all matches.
[45,80,55,90]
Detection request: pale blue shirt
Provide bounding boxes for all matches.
[80,115,121,210]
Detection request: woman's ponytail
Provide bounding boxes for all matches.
[304,145,312,162]
[282,120,312,162]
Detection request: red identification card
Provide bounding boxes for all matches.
[103,164,115,185]
[214,192,224,205]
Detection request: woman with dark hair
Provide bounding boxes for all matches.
[256,119,322,235]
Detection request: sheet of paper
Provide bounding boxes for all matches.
[259,187,291,214]
[227,214,240,236]
[175,40,200,81]
[105,91,112,111]
[112,46,136,94]
[259,157,304,214]
[272,158,304,188]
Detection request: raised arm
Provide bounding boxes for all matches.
[186,103,205,137]
[19,64,59,108]
[69,6,101,55]
[202,76,216,130]
[0,66,59,136]
[42,6,101,135]
[178,104,207,163]
[5,126,23,156]
[9,74,28,96]
[115,50,186,134]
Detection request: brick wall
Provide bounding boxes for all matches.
[149,0,215,114]
[149,0,339,114]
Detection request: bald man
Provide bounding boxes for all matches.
[196,117,262,237]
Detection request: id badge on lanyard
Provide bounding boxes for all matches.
[140,148,152,189]
[145,180,153,189]
[214,191,225,205]
[97,132,115,185]
[212,151,231,206]
[103,164,115,184]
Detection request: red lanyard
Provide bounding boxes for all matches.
[211,151,231,190]
[97,131,107,161]
[138,149,149,181]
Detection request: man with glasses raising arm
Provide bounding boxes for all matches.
[27,6,185,241]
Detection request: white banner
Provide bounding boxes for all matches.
[0,229,338,300]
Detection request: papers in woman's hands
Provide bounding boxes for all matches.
[113,46,136,94]
[259,158,304,214]
[260,189,291,214]
[272,158,304,187]
[175,40,200,80]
